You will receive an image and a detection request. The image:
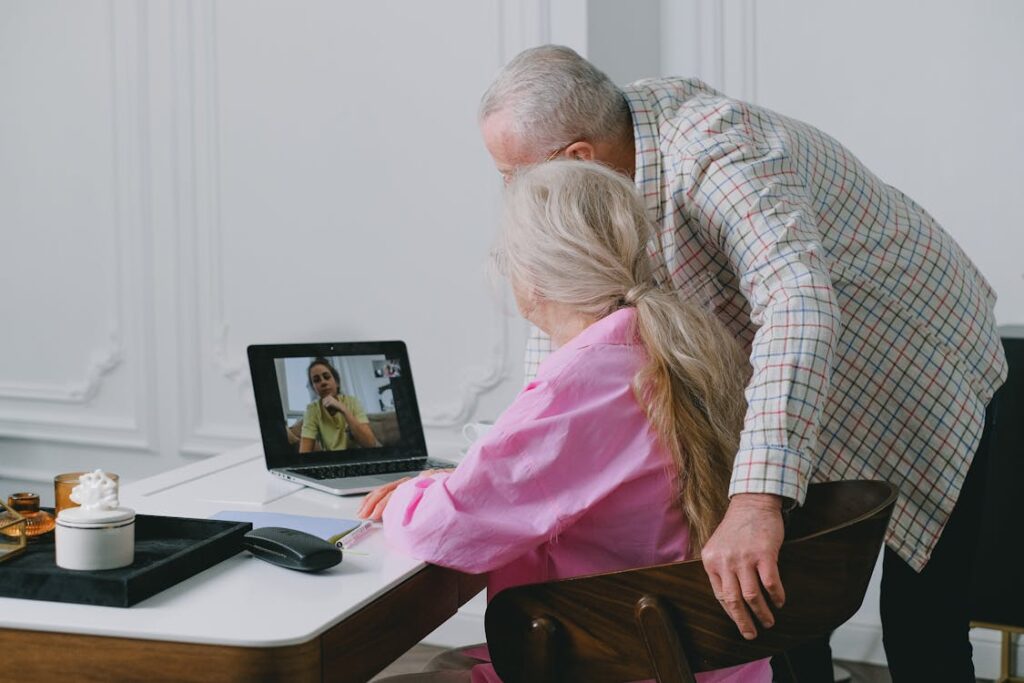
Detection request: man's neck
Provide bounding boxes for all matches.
[593,133,635,180]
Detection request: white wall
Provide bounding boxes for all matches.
[0,0,559,491]
[659,1,1024,677]
[661,0,1024,326]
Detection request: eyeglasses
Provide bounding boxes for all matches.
[544,139,582,161]
[500,139,584,184]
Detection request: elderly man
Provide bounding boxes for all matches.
[479,45,1006,681]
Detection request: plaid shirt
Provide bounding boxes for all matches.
[523,78,1007,570]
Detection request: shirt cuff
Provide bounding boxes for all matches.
[727,445,815,505]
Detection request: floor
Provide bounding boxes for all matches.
[371,645,996,682]
[371,645,445,680]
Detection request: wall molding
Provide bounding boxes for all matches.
[689,0,758,103]
[421,311,512,427]
[173,0,527,448]
[693,0,724,89]
[0,334,123,403]
[721,0,758,102]
[0,413,150,451]
[414,0,546,427]
[0,465,53,486]
[175,0,252,452]
[0,0,126,406]
[498,0,551,64]
[0,1,155,451]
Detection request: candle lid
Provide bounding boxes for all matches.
[57,505,135,526]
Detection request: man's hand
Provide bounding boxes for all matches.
[700,493,786,640]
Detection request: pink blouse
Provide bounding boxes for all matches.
[383,308,769,683]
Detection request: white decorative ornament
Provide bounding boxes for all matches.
[69,469,120,510]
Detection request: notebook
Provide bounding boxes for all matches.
[247,341,454,495]
[209,511,362,542]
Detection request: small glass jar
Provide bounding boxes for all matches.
[5,492,55,540]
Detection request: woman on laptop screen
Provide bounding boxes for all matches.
[363,161,766,682]
[299,357,380,452]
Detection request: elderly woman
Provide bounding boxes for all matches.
[299,357,378,452]
[363,161,767,682]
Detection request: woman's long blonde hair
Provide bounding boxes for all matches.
[495,161,750,553]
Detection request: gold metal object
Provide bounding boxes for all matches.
[0,498,27,562]
[971,621,1024,683]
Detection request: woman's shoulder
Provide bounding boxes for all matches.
[539,340,645,392]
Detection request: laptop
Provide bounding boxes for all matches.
[248,341,454,495]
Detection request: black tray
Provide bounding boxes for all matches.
[0,513,252,607]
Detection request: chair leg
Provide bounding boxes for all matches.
[779,651,800,683]
[520,616,560,683]
[635,595,697,683]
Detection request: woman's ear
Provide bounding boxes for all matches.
[512,281,541,322]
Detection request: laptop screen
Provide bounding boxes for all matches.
[248,341,428,469]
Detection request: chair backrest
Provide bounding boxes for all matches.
[485,480,897,683]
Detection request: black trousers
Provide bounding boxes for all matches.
[773,407,994,682]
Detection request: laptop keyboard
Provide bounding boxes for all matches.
[290,458,451,481]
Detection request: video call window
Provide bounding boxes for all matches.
[274,354,402,455]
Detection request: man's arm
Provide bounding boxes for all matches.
[679,109,841,637]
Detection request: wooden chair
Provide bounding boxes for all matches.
[485,480,897,683]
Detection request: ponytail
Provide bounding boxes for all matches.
[630,290,749,554]
[498,159,750,555]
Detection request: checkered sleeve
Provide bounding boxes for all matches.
[683,129,840,504]
[523,325,553,384]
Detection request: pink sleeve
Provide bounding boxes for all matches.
[381,433,552,574]
[382,376,576,573]
[383,351,658,574]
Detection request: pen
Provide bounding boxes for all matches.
[329,520,378,550]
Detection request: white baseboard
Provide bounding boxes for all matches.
[832,620,887,665]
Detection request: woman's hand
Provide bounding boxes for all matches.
[357,477,411,521]
[321,394,349,418]
[356,469,453,521]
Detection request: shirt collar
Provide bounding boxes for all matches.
[537,308,638,376]
[622,83,663,224]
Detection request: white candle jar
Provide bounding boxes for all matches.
[56,506,135,571]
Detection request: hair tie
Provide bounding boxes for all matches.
[622,282,655,306]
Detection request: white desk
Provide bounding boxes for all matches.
[0,445,485,682]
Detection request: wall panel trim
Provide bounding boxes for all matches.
[0,1,154,451]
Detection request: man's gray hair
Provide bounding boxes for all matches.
[479,45,630,157]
